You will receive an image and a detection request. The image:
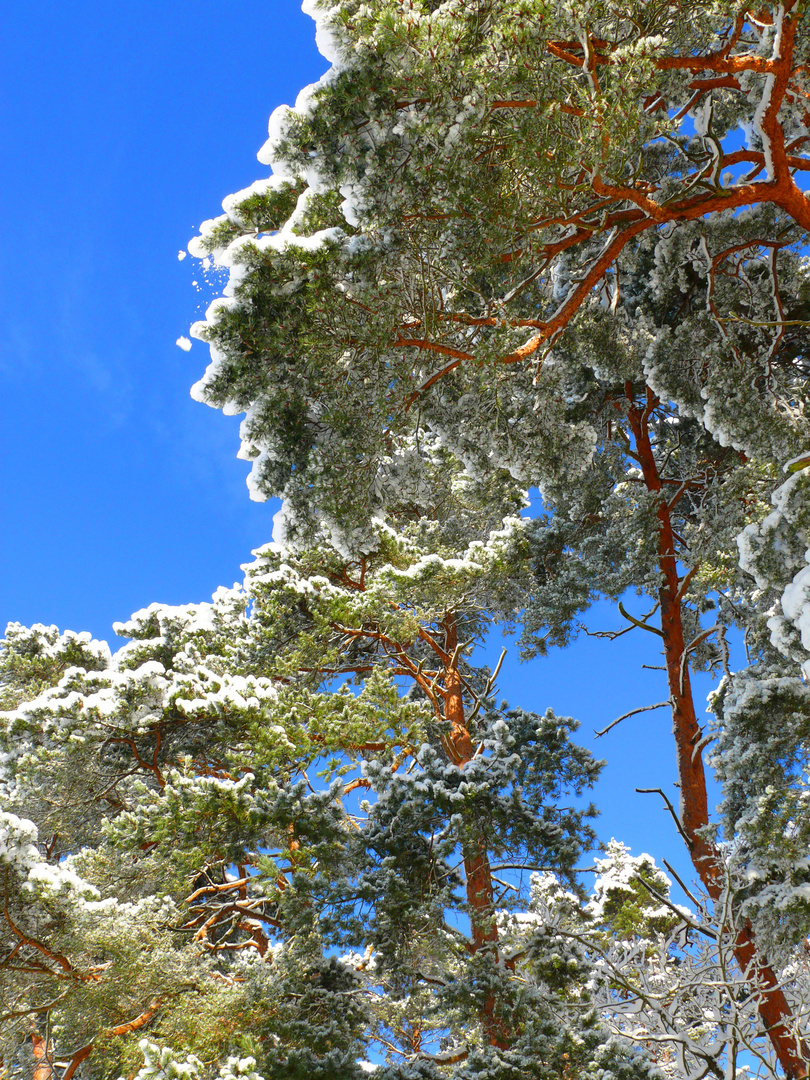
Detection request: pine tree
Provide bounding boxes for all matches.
[4,2,810,1077]
[183,0,810,1073]
[1,504,653,1079]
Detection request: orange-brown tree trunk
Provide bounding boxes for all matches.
[31,1033,53,1080]
[442,621,508,1049]
[627,387,807,1078]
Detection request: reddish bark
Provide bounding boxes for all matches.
[105,1001,161,1036]
[441,618,508,1048]
[626,387,808,1078]
[626,389,715,877]
[325,605,507,1046]
[57,1000,164,1080]
[442,629,475,765]
[61,1044,93,1080]
[394,4,809,385]
[31,1033,53,1080]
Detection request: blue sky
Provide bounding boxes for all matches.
[1,0,728,893]
[1,0,328,636]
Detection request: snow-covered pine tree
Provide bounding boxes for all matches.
[5,2,810,1077]
[187,0,809,537]
[507,254,809,1073]
[709,458,810,960]
[1,482,656,1080]
[184,0,810,1072]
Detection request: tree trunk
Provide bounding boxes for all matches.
[442,620,508,1048]
[31,1033,52,1080]
[627,387,807,1078]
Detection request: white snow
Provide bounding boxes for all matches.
[221,175,288,224]
[176,336,192,352]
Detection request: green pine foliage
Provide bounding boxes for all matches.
[4,2,810,1078]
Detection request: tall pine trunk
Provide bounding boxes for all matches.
[627,386,807,1078]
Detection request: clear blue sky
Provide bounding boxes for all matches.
[1,0,329,636]
[1,0,730,892]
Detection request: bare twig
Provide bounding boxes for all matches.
[595,700,671,738]
[635,787,693,851]
[618,600,664,637]
[632,872,717,940]
[663,858,702,910]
